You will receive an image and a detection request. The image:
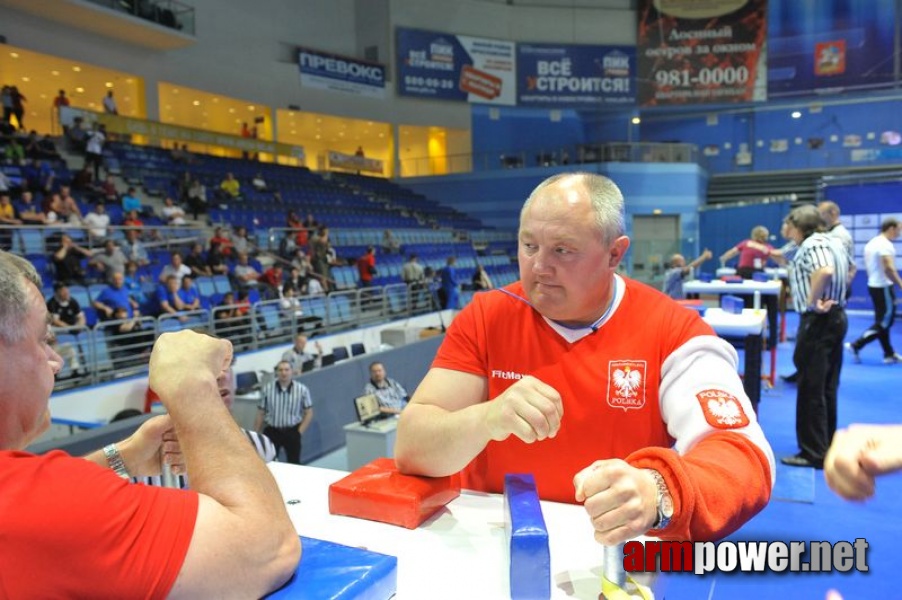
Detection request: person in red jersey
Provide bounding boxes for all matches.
[395,173,774,543]
[0,250,299,598]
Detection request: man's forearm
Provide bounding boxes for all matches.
[395,402,491,477]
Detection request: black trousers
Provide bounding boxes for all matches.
[852,285,896,357]
[264,424,302,464]
[792,307,847,462]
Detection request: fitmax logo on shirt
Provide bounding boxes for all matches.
[491,370,524,380]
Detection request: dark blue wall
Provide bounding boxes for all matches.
[699,201,792,273]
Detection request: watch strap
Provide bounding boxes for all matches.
[103,443,131,479]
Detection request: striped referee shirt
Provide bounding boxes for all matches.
[258,380,313,427]
[363,378,409,412]
[138,429,276,489]
[789,232,848,313]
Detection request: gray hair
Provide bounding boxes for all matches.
[521,172,625,245]
[787,205,825,239]
[0,250,41,344]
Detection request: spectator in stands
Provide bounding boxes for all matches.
[233,252,261,290]
[52,89,69,133]
[58,186,84,222]
[279,282,302,317]
[170,144,193,165]
[254,360,315,465]
[0,85,11,127]
[187,178,207,219]
[64,115,87,152]
[471,263,494,291]
[177,275,201,312]
[357,246,376,288]
[106,306,154,366]
[90,239,128,284]
[99,174,120,204]
[232,225,253,256]
[122,187,142,214]
[381,229,401,254]
[51,233,93,285]
[93,271,140,320]
[9,86,26,130]
[158,275,186,319]
[302,274,325,297]
[0,171,11,193]
[278,232,298,261]
[222,290,254,346]
[364,361,408,415]
[16,190,46,225]
[161,196,187,226]
[103,90,118,115]
[2,251,300,597]
[122,228,150,266]
[82,203,111,241]
[123,260,148,306]
[0,193,22,249]
[219,172,241,201]
[123,209,144,229]
[251,172,267,191]
[47,282,86,329]
[261,264,284,298]
[719,226,774,279]
[285,210,306,247]
[401,253,425,286]
[158,251,191,286]
[36,134,60,160]
[206,241,229,275]
[437,256,460,309]
[662,249,713,300]
[210,226,233,256]
[184,242,212,277]
[310,227,331,292]
[285,265,305,293]
[84,123,106,181]
[303,213,319,232]
[3,136,25,164]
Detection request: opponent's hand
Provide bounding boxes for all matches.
[574,459,658,546]
[825,424,902,501]
[484,375,562,444]
[148,331,232,404]
[118,415,185,477]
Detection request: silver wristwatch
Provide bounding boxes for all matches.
[646,469,674,530]
[103,444,131,479]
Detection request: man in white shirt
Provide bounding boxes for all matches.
[103,90,118,115]
[158,251,192,285]
[846,218,902,364]
[82,203,111,240]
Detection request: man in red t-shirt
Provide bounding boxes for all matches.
[0,250,300,598]
[395,173,774,544]
[357,245,377,287]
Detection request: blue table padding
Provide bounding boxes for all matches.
[265,536,397,599]
[504,473,551,600]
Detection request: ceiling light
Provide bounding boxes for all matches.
[379,133,384,138]
[791,111,802,119]
[631,116,641,125]
[315,134,321,140]
[291,130,296,135]
[51,70,59,76]
[248,105,255,111]
[165,105,171,110]
[105,82,113,88]
[193,100,200,106]
[39,94,47,99]
[75,87,84,93]
[10,52,19,58]
[21,76,29,82]
[126,78,134,83]
[173,88,179,94]
[212,98,219,103]
[229,108,235,113]
[124,96,130,101]
[73,66,81,72]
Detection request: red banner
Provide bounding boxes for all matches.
[637,0,768,106]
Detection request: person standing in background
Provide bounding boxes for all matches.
[254,361,314,465]
[719,226,774,279]
[662,249,712,300]
[103,90,118,115]
[845,218,902,365]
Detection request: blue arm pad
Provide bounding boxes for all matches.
[265,536,397,599]
[504,473,551,600]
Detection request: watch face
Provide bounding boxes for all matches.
[661,493,674,518]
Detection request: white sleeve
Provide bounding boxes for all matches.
[659,335,776,484]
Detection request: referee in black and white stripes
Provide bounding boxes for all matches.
[254,360,314,465]
[781,205,849,470]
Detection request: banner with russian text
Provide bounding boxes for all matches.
[517,43,635,107]
[298,47,386,99]
[396,28,516,105]
[637,0,767,106]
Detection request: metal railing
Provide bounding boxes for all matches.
[50,282,438,392]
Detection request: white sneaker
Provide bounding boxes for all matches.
[845,342,861,364]
[883,353,902,364]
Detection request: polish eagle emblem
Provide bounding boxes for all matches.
[613,367,642,398]
[607,360,647,411]
[706,397,744,426]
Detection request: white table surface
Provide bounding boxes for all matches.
[716,267,787,279]
[702,308,767,337]
[683,279,782,296]
[270,463,657,599]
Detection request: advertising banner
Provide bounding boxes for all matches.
[767,0,896,97]
[396,28,516,105]
[298,47,386,99]
[517,43,636,107]
[636,0,768,106]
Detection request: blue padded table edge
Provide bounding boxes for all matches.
[265,536,397,599]
[504,473,551,600]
